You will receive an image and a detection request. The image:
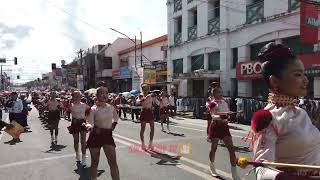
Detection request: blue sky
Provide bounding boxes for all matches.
[0,0,167,84]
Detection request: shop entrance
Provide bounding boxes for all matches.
[193,80,204,98]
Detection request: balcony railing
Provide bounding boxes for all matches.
[174,0,182,12]
[187,0,194,3]
[188,25,197,40]
[288,0,300,12]
[208,17,220,34]
[246,1,264,23]
[174,32,182,45]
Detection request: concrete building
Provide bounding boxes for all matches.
[167,0,320,98]
[118,35,168,91]
[95,38,139,92]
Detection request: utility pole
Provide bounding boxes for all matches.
[78,49,84,75]
[135,36,137,69]
[140,31,143,67]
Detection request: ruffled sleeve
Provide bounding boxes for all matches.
[251,110,280,180]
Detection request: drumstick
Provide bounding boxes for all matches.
[237,156,320,170]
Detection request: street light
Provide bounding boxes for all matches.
[110,28,149,67]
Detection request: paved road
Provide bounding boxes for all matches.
[0,107,255,180]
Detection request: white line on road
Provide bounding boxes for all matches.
[154,122,250,140]
[0,154,75,169]
[113,137,219,180]
[114,133,246,180]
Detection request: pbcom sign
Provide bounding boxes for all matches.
[236,61,263,80]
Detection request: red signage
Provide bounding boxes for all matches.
[300,1,318,44]
[236,61,263,80]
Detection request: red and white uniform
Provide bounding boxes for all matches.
[45,99,60,130]
[208,98,231,140]
[252,94,320,180]
[139,94,158,123]
[68,102,90,134]
[86,103,118,148]
[160,96,169,117]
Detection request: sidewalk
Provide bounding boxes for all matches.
[174,111,251,132]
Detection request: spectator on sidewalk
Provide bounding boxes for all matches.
[168,93,176,116]
[118,94,127,119]
[6,92,24,142]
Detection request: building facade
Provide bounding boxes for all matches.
[167,0,320,98]
[118,35,168,91]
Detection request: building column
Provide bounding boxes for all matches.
[219,47,232,96]
[183,56,191,73]
[237,45,252,97]
[314,77,320,98]
[204,53,209,71]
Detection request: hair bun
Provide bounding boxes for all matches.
[258,42,295,63]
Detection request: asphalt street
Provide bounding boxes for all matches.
[0,107,255,180]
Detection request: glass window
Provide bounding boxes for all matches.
[173,58,183,73]
[208,52,220,71]
[191,55,204,71]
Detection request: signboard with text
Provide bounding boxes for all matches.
[300,1,318,44]
[143,68,156,84]
[236,61,263,80]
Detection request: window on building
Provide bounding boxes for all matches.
[208,52,220,71]
[214,0,220,18]
[173,58,183,74]
[120,58,129,67]
[193,10,197,26]
[232,48,238,68]
[176,16,182,33]
[283,36,314,55]
[191,55,204,71]
[99,56,112,70]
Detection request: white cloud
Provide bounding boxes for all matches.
[0,0,167,84]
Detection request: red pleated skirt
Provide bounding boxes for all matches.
[86,127,115,148]
[67,119,87,134]
[48,110,60,130]
[209,121,231,140]
[139,108,154,123]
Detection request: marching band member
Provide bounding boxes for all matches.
[207,83,241,180]
[45,91,61,145]
[86,87,120,180]
[250,43,320,179]
[68,91,90,166]
[159,90,170,132]
[139,83,159,150]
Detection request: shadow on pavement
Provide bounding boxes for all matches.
[149,150,181,166]
[46,144,67,152]
[228,125,244,131]
[74,162,90,180]
[218,143,250,153]
[4,139,23,145]
[167,131,185,137]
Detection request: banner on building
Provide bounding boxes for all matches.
[143,69,156,84]
[112,67,131,79]
[300,1,318,44]
[132,67,144,91]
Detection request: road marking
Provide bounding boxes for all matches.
[0,154,75,169]
[154,122,249,140]
[114,133,246,180]
[113,137,219,180]
[153,135,204,143]
[169,119,250,134]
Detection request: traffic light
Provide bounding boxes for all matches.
[52,63,56,70]
[17,75,20,79]
[14,57,17,65]
[37,78,40,82]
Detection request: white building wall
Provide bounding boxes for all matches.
[104,38,135,71]
[167,0,303,97]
